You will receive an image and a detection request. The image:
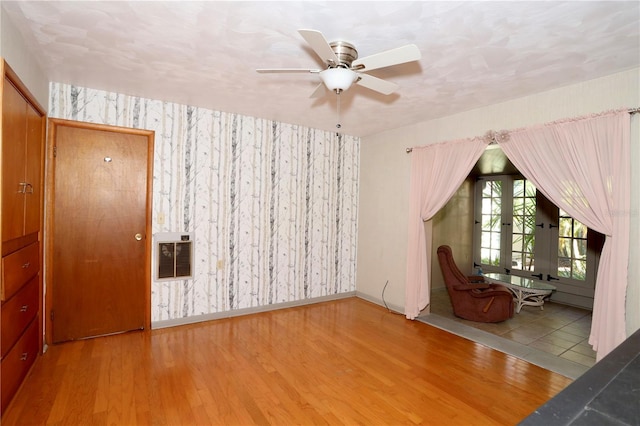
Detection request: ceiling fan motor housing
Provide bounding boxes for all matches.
[329,41,358,68]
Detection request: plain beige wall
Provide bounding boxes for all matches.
[430,179,475,291]
[357,67,640,337]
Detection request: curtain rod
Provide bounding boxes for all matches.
[405,107,640,153]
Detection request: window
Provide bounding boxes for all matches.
[479,180,502,266]
[511,179,536,272]
[558,210,588,280]
[474,176,602,309]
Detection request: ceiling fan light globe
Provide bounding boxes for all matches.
[320,68,357,92]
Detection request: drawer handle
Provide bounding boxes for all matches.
[22,262,31,269]
[20,305,29,312]
[20,352,28,361]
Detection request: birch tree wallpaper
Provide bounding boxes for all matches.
[49,83,359,323]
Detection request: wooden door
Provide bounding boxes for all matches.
[50,120,153,343]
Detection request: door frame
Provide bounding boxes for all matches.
[44,118,154,345]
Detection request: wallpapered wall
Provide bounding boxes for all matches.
[49,83,359,322]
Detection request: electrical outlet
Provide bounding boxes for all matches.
[216,259,224,270]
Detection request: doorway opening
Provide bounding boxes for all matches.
[426,145,596,378]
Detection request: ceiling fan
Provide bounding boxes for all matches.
[257,29,421,98]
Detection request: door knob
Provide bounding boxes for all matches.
[135,233,143,241]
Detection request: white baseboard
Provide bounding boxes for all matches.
[152,291,357,329]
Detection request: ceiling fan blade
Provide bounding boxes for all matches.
[356,73,399,95]
[298,29,340,66]
[351,44,421,72]
[309,83,327,98]
[256,68,321,73]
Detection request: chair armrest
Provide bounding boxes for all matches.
[469,287,513,298]
[467,275,486,283]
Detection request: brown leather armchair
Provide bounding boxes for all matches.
[436,245,514,323]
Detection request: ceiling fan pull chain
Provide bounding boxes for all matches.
[336,91,342,129]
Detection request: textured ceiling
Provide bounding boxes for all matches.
[3,1,639,137]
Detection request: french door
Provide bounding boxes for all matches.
[474,175,603,309]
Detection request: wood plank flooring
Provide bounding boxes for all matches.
[2,297,572,425]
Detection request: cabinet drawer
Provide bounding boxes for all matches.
[1,242,39,301]
[1,318,39,413]
[1,276,38,359]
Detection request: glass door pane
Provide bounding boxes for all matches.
[511,179,536,271]
[479,180,502,266]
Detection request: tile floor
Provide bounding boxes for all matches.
[424,287,596,375]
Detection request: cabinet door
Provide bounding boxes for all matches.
[2,78,28,243]
[24,102,43,236]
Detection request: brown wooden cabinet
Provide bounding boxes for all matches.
[2,70,43,244]
[0,59,46,416]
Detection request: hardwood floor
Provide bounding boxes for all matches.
[3,297,572,425]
